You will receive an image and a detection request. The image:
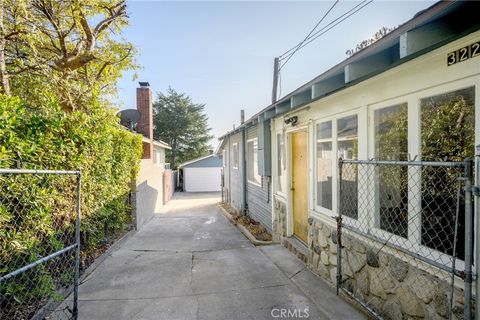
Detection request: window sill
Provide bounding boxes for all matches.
[308,210,336,228]
[312,206,335,218]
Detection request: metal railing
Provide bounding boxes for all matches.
[336,158,474,319]
[0,169,81,320]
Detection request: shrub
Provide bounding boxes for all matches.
[0,95,142,317]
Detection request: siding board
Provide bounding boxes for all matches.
[246,125,272,231]
[228,133,243,212]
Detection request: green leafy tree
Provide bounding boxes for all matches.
[153,88,213,169]
[0,0,137,111]
[0,1,142,315]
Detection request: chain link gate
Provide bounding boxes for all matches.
[337,159,474,319]
[0,169,81,320]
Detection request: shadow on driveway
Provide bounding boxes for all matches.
[78,192,367,320]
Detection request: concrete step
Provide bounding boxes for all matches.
[282,236,308,263]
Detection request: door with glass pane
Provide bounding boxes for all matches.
[292,131,308,243]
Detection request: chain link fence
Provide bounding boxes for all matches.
[0,169,80,320]
[337,159,474,319]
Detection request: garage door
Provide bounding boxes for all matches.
[184,167,222,192]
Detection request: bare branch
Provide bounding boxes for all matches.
[32,0,67,56]
[93,1,127,36]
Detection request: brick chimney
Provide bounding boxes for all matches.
[136,82,153,159]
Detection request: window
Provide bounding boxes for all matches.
[316,121,333,210]
[316,115,358,216]
[153,150,162,166]
[421,87,474,161]
[247,139,261,185]
[277,133,286,194]
[338,115,358,219]
[222,149,226,167]
[232,143,238,169]
[374,104,408,238]
[420,87,475,259]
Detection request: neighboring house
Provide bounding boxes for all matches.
[218,1,480,319]
[179,154,222,192]
[134,82,172,229]
[143,136,170,168]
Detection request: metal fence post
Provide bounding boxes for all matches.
[336,158,343,295]
[464,159,473,320]
[73,172,81,320]
[476,145,480,320]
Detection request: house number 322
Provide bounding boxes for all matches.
[447,41,480,66]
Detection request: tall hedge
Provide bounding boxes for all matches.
[0,95,142,316]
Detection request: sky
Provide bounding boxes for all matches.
[116,0,436,148]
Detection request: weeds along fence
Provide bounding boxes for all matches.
[0,169,81,320]
[337,159,474,319]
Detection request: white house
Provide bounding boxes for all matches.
[179,154,223,192]
[218,1,480,318]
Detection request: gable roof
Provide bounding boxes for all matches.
[179,154,223,168]
[142,136,171,150]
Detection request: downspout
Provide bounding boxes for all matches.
[242,126,248,215]
[228,134,231,203]
[239,109,248,216]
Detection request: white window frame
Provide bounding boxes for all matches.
[232,142,239,170]
[367,100,412,249]
[337,114,361,228]
[247,138,261,186]
[314,119,334,217]
[312,110,362,225]
[156,150,163,167]
[415,83,477,268]
[365,79,478,269]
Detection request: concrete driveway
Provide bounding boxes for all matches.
[78,192,366,320]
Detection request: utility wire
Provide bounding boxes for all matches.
[279,0,373,71]
[279,0,339,71]
[291,0,373,54]
[279,0,368,59]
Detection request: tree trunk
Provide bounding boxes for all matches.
[0,0,10,96]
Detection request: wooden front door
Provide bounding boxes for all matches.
[291,131,308,243]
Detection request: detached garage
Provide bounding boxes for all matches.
[179,154,222,192]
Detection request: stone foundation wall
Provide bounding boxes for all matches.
[306,217,466,320]
[272,198,287,242]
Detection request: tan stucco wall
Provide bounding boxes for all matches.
[135,159,164,229]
